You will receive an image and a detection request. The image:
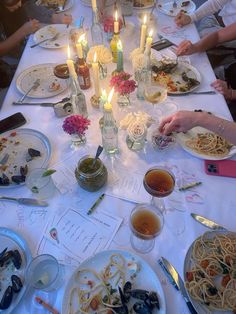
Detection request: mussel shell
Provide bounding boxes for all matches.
[123,281,132,302]
[11,175,26,184]
[133,302,152,314]
[0,250,14,267]
[12,250,22,269]
[114,304,129,314]
[0,286,13,310]
[28,148,41,157]
[20,165,28,176]
[0,247,8,260]
[0,174,10,186]
[11,275,23,293]
[131,289,149,301]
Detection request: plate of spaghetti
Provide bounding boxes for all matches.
[62,250,166,314]
[184,231,236,314]
[176,127,236,160]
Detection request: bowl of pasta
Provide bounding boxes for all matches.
[184,230,236,314]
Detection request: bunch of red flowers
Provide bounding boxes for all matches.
[62,115,90,135]
[110,72,136,95]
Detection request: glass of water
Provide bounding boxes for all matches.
[26,254,64,292]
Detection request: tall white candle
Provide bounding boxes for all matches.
[114,10,119,34]
[66,45,77,79]
[76,35,84,59]
[140,15,147,52]
[92,0,97,11]
[145,29,153,55]
[92,52,100,97]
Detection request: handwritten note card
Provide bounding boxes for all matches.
[43,208,123,262]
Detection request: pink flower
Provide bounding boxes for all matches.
[110,72,136,95]
[62,115,90,135]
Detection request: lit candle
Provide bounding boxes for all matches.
[66,45,77,79]
[117,40,123,72]
[114,10,119,34]
[76,35,84,59]
[140,15,147,52]
[145,29,153,55]
[104,87,114,110]
[92,0,97,11]
[92,52,100,97]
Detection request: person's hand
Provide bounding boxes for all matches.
[175,11,191,27]
[159,111,200,135]
[21,19,40,36]
[176,40,196,56]
[52,13,72,25]
[211,79,233,100]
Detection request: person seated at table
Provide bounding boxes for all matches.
[0,19,39,88]
[0,0,72,39]
[159,110,236,145]
[175,0,236,38]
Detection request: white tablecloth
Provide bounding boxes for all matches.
[1,1,235,313]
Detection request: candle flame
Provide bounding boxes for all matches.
[148,29,153,37]
[101,89,107,98]
[67,45,71,59]
[108,87,114,103]
[115,10,118,22]
[93,52,97,63]
[117,40,122,51]
[78,33,85,43]
[143,14,147,24]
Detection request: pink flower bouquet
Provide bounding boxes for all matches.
[62,115,90,136]
[110,72,136,95]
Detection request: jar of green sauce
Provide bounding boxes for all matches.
[75,155,108,192]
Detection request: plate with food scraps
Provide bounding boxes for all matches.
[152,58,201,95]
[184,230,235,314]
[35,0,74,12]
[16,63,67,98]
[0,128,51,188]
[81,0,115,7]
[176,126,236,160]
[133,0,155,10]
[62,249,166,314]
[157,0,196,17]
[33,24,72,49]
[0,227,32,313]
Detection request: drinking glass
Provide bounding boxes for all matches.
[26,254,64,292]
[143,166,175,212]
[144,83,167,106]
[129,203,164,253]
[26,168,56,200]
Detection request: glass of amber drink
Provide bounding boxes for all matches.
[130,203,164,253]
[143,166,175,212]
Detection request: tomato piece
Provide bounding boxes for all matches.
[221,274,231,287]
[10,132,17,137]
[186,271,194,282]
[200,259,209,269]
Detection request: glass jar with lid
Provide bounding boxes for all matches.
[75,155,108,192]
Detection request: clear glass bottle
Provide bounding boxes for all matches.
[69,74,88,118]
[91,9,104,46]
[102,102,118,154]
[110,32,120,63]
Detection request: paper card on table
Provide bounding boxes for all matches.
[106,169,151,204]
[44,208,123,262]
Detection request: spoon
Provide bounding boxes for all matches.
[92,145,103,168]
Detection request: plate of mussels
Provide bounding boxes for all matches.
[0,128,51,188]
[0,227,32,313]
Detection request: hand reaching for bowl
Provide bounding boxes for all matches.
[176,40,196,56]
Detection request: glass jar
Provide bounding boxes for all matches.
[120,0,133,16]
[75,155,108,192]
[126,122,147,151]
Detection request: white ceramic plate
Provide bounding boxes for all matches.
[33,24,72,49]
[81,0,115,7]
[62,249,166,314]
[0,227,32,314]
[0,128,51,187]
[176,126,236,160]
[133,0,155,10]
[157,0,196,17]
[16,63,67,98]
[36,0,74,12]
[184,230,234,314]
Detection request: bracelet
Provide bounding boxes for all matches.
[218,121,225,133]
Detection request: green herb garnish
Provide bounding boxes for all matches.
[42,169,56,177]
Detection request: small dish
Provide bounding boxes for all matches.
[152,129,175,150]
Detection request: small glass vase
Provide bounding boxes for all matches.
[70,133,86,149]
[117,93,131,107]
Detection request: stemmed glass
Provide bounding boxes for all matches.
[144,82,167,117]
[143,166,175,212]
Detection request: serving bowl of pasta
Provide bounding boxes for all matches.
[184,230,236,314]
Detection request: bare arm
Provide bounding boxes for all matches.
[159,111,236,145]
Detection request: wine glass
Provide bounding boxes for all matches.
[129,203,164,253]
[143,166,175,212]
[144,83,167,115]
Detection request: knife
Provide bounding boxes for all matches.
[158,257,197,314]
[0,196,48,207]
[12,102,54,107]
[191,213,227,231]
[170,91,216,96]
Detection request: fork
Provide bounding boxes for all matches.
[18,79,40,103]
[30,32,60,48]
[0,153,9,166]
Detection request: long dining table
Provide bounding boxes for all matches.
[1,1,236,313]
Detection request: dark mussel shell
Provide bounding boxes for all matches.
[145,291,160,310]
[133,302,152,314]
[114,304,129,314]
[20,165,28,176]
[0,250,14,267]
[123,281,132,302]
[11,175,26,184]
[11,275,23,293]
[0,286,13,310]
[0,247,8,260]
[28,148,41,158]
[131,289,149,301]
[0,173,10,186]
[12,250,22,269]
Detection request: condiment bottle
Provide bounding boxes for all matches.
[75,42,91,90]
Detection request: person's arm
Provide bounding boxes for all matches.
[176,22,236,55]
[211,79,236,100]
[190,0,229,23]
[159,111,236,145]
[0,19,39,56]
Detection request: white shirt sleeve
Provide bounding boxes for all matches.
[190,0,230,22]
